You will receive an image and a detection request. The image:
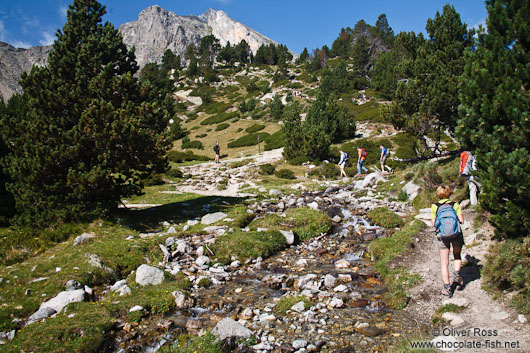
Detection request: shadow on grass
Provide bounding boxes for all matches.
[116,194,248,232]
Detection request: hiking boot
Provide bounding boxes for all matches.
[453,271,464,287]
[442,284,452,297]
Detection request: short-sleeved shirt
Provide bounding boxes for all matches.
[380,147,387,156]
[431,199,462,220]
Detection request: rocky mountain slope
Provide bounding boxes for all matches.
[0,5,283,101]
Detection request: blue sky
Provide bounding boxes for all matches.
[0,0,488,54]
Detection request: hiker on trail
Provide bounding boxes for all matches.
[431,185,465,297]
[379,145,391,173]
[338,150,349,178]
[356,147,368,175]
[213,141,220,163]
[459,151,480,205]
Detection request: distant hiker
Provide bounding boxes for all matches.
[459,151,480,205]
[338,150,349,178]
[379,145,391,173]
[431,185,465,297]
[356,147,368,175]
[213,142,220,163]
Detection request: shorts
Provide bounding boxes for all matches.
[435,233,464,250]
[339,162,346,169]
[381,155,388,164]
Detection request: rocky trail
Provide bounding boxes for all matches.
[404,209,529,352]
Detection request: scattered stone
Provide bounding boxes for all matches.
[308,202,319,210]
[135,264,164,286]
[269,189,281,196]
[442,312,465,326]
[26,307,57,325]
[324,274,337,289]
[240,307,254,320]
[333,284,348,292]
[129,305,143,312]
[167,226,177,234]
[195,255,210,267]
[293,339,308,349]
[332,215,342,223]
[328,298,344,308]
[517,314,527,324]
[211,317,252,340]
[279,230,295,245]
[65,280,82,291]
[291,301,306,313]
[73,232,94,246]
[355,326,385,337]
[201,212,228,225]
[172,291,194,309]
[334,259,350,269]
[187,220,199,226]
[295,259,308,267]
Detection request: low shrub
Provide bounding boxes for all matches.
[308,163,340,180]
[482,237,530,314]
[142,174,165,186]
[275,168,295,179]
[201,111,239,125]
[259,163,276,175]
[264,130,285,151]
[397,190,409,202]
[195,133,207,138]
[212,230,286,264]
[165,167,183,178]
[181,140,204,150]
[393,133,420,160]
[245,123,265,133]
[227,132,270,148]
[367,207,404,229]
[166,150,210,163]
[215,123,230,131]
[229,159,252,168]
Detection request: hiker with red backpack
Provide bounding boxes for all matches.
[356,147,368,175]
[431,185,465,297]
[459,151,480,205]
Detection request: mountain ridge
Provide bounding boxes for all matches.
[0,5,288,101]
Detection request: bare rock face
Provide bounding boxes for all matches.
[1,6,286,101]
[0,42,52,100]
[119,6,280,68]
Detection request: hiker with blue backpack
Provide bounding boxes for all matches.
[431,185,465,297]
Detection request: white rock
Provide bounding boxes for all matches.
[73,232,94,246]
[26,307,57,325]
[129,305,143,312]
[295,259,308,267]
[333,284,348,292]
[269,189,281,196]
[308,202,319,210]
[187,220,199,226]
[334,259,350,269]
[291,301,306,313]
[167,226,177,234]
[201,212,228,225]
[402,181,421,200]
[295,274,318,290]
[279,230,295,245]
[328,298,344,308]
[442,312,465,326]
[332,215,342,223]
[259,313,276,322]
[172,290,193,309]
[293,339,308,349]
[195,255,210,267]
[27,289,86,324]
[324,274,337,289]
[211,317,252,340]
[135,264,164,286]
[518,314,527,324]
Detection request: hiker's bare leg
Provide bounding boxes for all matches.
[439,248,450,285]
[452,247,462,272]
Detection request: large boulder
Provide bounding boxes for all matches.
[201,212,228,225]
[73,232,94,246]
[27,288,86,325]
[211,317,252,341]
[135,264,164,286]
[279,230,295,245]
[402,181,421,200]
[354,172,386,190]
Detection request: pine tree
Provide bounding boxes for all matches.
[457,0,529,239]
[375,14,394,46]
[387,5,473,153]
[0,0,171,225]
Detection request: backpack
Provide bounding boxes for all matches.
[213,144,220,153]
[343,152,349,162]
[361,148,367,158]
[384,148,391,157]
[434,201,461,239]
[459,151,474,175]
